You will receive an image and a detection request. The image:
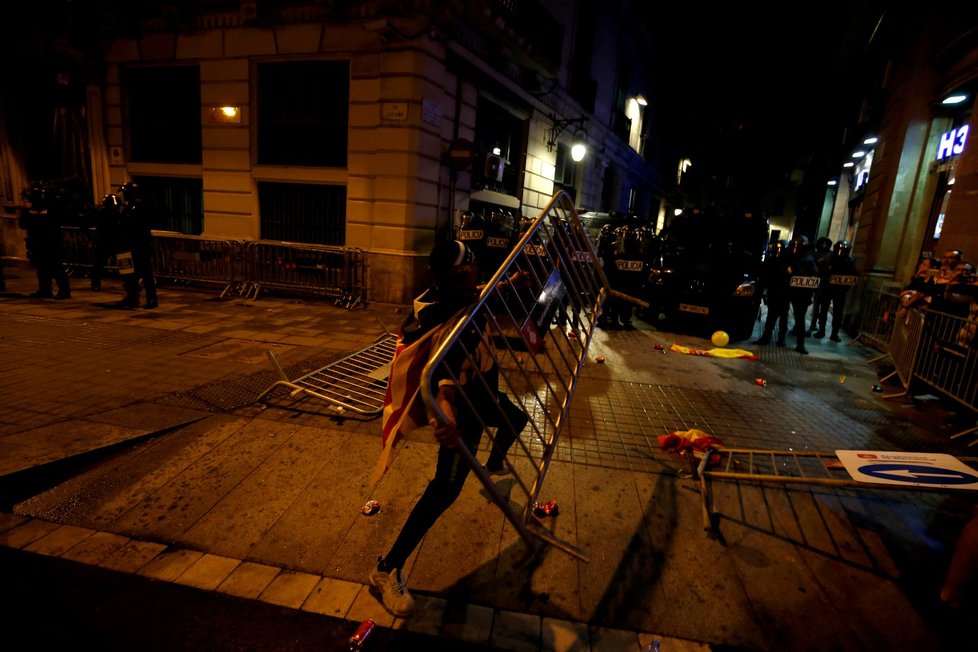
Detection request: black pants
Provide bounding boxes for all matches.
[383,391,527,570]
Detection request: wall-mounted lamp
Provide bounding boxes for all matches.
[546,114,589,160]
[635,94,648,106]
[863,136,878,145]
[206,106,242,124]
[942,93,969,106]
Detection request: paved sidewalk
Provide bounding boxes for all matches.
[1,261,975,651]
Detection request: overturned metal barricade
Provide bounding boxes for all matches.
[418,191,641,561]
[257,334,397,416]
[688,447,978,536]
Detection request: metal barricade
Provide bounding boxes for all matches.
[257,334,397,416]
[417,191,643,561]
[853,285,901,354]
[151,232,244,298]
[911,308,978,443]
[243,241,366,308]
[878,307,925,398]
[61,226,96,272]
[689,447,978,535]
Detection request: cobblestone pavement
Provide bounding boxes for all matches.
[1,261,975,651]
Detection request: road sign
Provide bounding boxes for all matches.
[835,450,978,490]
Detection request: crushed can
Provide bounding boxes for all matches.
[533,499,559,517]
[360,500,380,516]
[754,378,767,387]
[348,619,376,650]
[595,356,606,364]
[653,343,665,353]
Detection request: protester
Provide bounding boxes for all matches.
[370,239,528,617]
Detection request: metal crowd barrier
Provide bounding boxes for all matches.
[417,191,644,561]
[853,285,902,354]
[910,308,978,443]
[61,225,122,275]
[687,447,978,536]
[257,333,397,415]
[877,307,926,398]
[151,232,245,298]
[58,227,367,308]
[243,241,366,308]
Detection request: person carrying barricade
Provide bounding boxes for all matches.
[369,239,529,618]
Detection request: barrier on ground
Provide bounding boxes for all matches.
[257,334,397,416]
[686,447,978,536]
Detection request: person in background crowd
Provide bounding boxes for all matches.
[807,237,833,334]
[813,240,859,342]
[784,235,819,354]
[370,240,528,618]
[18,182,71,300]
[755,240,790,346]
[117,182,158,309]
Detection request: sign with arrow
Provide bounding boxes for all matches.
[835,450,978,490]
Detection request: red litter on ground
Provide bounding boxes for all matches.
[348,619,376,650]
[533,499,559,517]
[360,500,380,516]
[653,344,665,352]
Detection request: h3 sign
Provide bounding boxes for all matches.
[836,450,978,490]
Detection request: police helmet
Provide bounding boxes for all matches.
[833,240,851,256]
[102,194,121,209]
[815,237,832,252]
[119,181,141,202]
[428,239,477,286]
[788,235,809,255]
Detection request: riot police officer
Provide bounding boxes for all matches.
[607,224,646,329]
[808,237,833,333]
[755,240,790,346]
[815,240,858,341]
[456,210,488,281]
[785,235,820,354]
[118,182,158,309]
[481,209,516,282]
[18,182,71,299]
[84,194,123,292]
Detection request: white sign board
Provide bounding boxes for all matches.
[835,450,978,490]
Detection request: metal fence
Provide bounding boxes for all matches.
[242,240,366,308]
[60,229,366,308]
[853,285,902,353]
[416,191,643,561]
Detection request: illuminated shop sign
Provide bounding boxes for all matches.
[936,125,969,161]
[853,151,873,191]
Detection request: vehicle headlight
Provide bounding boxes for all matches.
[734,281,756,297]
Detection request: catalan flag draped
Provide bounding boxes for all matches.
[371,290,464,482]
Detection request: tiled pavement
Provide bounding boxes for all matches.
[1,260,975,651]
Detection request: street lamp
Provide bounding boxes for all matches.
[547,114,588,160]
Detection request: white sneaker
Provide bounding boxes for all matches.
[369,559,416,617]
